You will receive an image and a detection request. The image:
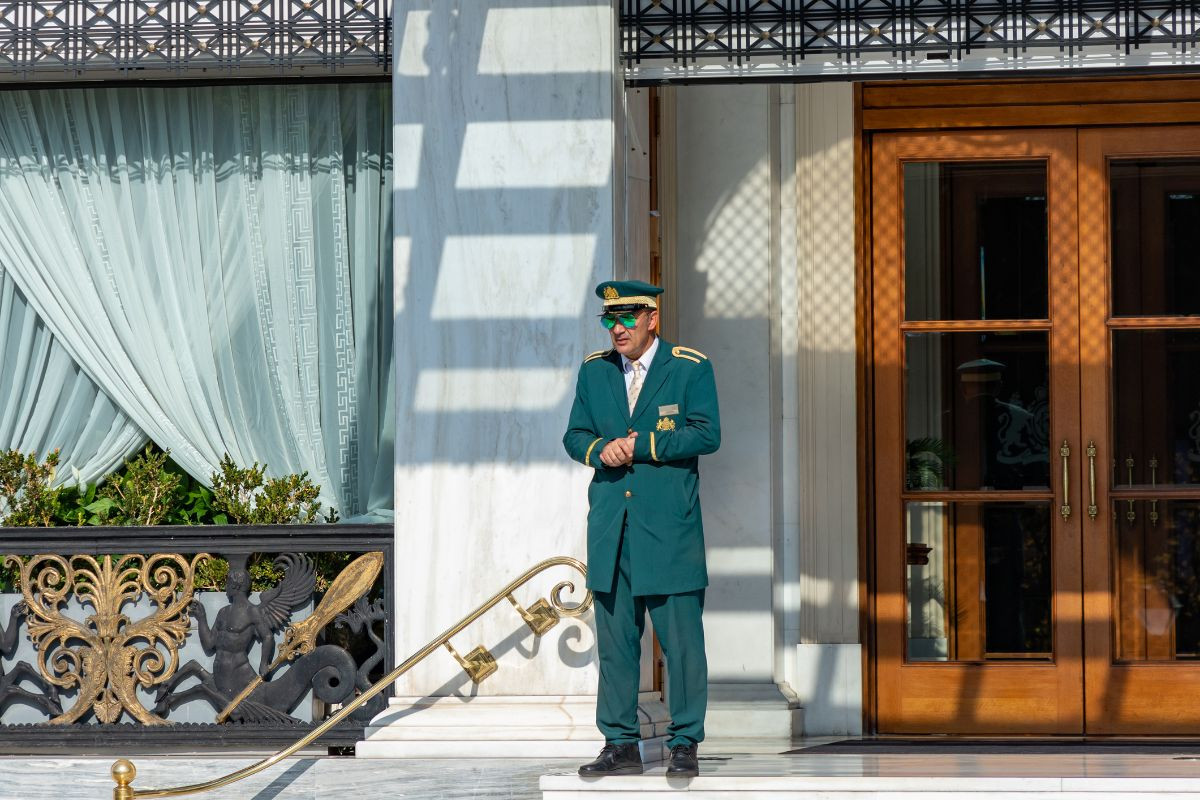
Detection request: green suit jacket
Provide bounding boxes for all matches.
[562,338,721,596]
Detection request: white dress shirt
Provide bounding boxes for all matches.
[620,335,660,393]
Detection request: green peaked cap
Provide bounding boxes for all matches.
[595,280,663,311]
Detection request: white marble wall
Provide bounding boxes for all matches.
[623,87,653,284]
[674,83,776,684]
[388,0,614,702]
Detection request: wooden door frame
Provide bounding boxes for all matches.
[1078,125,1200,733]
[857,74,1200,736]
[870,128,1082,734]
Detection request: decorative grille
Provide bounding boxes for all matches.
[620,1,1200,66]
[0,523,393,748]
[0,0,389,77]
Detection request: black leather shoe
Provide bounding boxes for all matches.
[666,743,699,778]
[578,742,643,776]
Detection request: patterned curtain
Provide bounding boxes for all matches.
[0,83,393,517]
[0,263,145,485]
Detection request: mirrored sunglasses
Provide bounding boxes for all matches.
[600,312,640,330]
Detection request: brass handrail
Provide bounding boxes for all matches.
[110,555,592,800]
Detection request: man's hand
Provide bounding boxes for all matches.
[599,432,638,467]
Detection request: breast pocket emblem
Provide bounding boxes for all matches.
[656,416,676,432]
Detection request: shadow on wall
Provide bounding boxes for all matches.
[369,617,593,725]
[394,0,615,467]
[672,81,781,689]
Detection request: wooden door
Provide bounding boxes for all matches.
[872,130,1084,733]
[1080,127,1200,733]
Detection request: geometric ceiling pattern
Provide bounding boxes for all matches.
[0,1,389,77]
[621,1,1195,66]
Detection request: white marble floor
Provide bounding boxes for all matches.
[0,754,580,800]
[544,746,1200,799]
[14,743,1200,800]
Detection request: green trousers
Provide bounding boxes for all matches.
[593,523,707,748]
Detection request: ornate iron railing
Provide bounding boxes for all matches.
[0,524,392,750]
[620,1,1200,66]
[0,0,390,78]
[109,556,592,799]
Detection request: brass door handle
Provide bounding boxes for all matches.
[1087,440,1098,520]
[1125,455,1136,524]
[1059,440,1071,520]
[1150,455,1160,526]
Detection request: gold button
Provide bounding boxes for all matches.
[625,491,632,498]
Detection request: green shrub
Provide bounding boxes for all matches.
[210,454,336,525]
[97,446,183,526]
[0,445,349,592]
[44,446,338,527]
[54,482,109,526]
[0,450,62,527]
[193,554,229,591]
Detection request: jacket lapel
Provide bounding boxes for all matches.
[604,350,630,424]
[630,338,673,424]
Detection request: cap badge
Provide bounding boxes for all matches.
[603,286,619,300]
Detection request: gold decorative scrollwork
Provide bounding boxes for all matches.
[4,552,209,725]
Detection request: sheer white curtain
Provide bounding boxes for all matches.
[0,83,393,517]
[0,264,145,485]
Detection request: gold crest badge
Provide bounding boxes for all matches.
[656,416,676,432]
[603,286,619,299]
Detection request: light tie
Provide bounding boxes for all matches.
[627,360,644,415]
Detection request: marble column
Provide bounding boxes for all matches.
[359,0,667,758]
[790,83,862,736]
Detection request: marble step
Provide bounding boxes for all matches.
[357,694,671,759]
[540,753,1200,798]
[542,772,1200,798]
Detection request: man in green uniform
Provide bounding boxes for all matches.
[563,280,720,778]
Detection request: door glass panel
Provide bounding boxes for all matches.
[905,161,1048,321]
[907,501,1053,662]
[1111,160,1200,317]
[906,332,1050,491]
[1112,499,1200,661]
[1112,330,1200,488]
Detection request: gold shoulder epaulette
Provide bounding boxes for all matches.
[583,349,610,363]
[672,345,708,364]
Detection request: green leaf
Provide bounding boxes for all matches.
[84,498,116,514]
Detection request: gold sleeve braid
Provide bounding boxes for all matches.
[650,431,659,461]
[584,437,603,466]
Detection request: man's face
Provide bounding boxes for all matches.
[606,308,658,360]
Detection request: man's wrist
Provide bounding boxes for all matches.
[584,436,604,467]
[631,432,651,462]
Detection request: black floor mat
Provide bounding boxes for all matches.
[787,739,1200,755]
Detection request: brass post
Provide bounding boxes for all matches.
[444,640,498,683]
[506,593,560,636]
[112,759,136,800]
